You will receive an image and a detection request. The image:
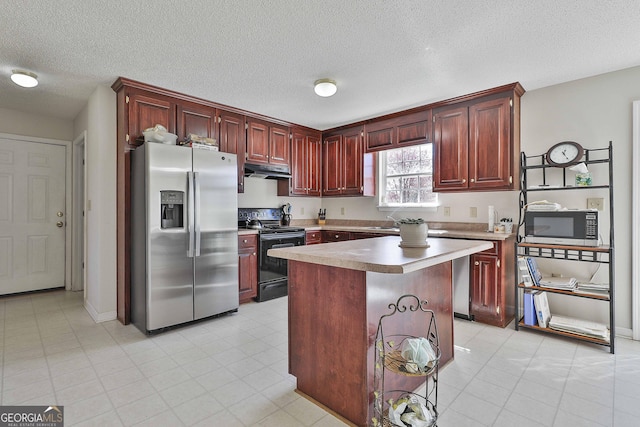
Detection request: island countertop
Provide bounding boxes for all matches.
[268,235,493,274]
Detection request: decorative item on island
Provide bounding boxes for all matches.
[396,218,429,248]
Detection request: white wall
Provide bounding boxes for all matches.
[520,66,639,333]
[75,85,117,322]
[0,107,73,141]
[239,178,323,220]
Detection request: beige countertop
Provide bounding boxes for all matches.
[240,225,513,240]
[302,225,512,241]
[267,235,493,274]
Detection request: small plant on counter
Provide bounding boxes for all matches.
[395,218,425,225]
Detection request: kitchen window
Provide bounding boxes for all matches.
[378,144,437,208]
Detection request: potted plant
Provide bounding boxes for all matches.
[396,218,428,247]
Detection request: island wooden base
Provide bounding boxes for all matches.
[288,260,453,427]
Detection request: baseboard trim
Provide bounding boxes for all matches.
[84,300,117,323]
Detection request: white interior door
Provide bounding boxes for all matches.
[0,138,66,294]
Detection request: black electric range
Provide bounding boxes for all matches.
[238,208,306,301]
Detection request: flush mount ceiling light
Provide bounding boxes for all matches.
[11,70,38,88]
[314,78,337,97]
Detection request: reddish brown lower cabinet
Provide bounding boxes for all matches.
[470,238,515,327]
[321,230,351,242]
[305,230,322,245]
[238,234,258,303]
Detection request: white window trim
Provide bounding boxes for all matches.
[376,145,438,211]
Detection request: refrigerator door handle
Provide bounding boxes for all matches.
[194,171,201,256]
[187,171,195,258]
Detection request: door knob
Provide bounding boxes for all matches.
[56,221,64,228]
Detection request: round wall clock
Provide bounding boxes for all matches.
[546,141,584,167]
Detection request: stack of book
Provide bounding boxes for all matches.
[575,282,610,296]
[538,276,578,291]
[548,315,610,342]
[518,256,542,287]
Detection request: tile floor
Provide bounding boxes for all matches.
[0,290,638,426]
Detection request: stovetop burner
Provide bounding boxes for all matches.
[238,207,304,233]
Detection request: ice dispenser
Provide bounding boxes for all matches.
[160,190,184,229]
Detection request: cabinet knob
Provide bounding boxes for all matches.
[253,253,256,256]
[474,261,479,266]
[335,235,339,238]
[243,239,248,243]
[462,179,467,184]
[470,178,475,183]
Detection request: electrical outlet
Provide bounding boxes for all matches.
[470,207,477,218]
[587,198,604,211]
[340,207,345,215]
[443,206,451,217]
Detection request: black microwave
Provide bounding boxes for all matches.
[524,210,599,246]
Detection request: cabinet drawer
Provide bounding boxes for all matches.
[322,230,351,242]
[305,231,322,245]
[478,241,499,256]
[238,234,258,249]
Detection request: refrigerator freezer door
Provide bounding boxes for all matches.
[146,144,194,330]
[192,150,239,319]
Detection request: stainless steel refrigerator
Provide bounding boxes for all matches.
[131,143,239,333]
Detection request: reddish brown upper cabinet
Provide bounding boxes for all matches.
[364,109,432,153]
[176,102,217,141]
[278,128,322,197]
[218,109,246,193]
[433,106,469,190]
[246,118,290,167]
[470,238,515,328]
[126,89,177,147]
[433,83,523,192]
[322,126,375,197]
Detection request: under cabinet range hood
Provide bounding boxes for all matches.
[244,162,291,179]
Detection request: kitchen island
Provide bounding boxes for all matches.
[268,235,492,426]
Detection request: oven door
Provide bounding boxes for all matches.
[258,232,304,301]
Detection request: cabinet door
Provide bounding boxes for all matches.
[342,128,364,195]
[397,110,432,146]
[238,235,258,303]
[469,96,512,189]
[246,119,270,164]
[433,106,468,191]
[176,102,216,141]
[289,131,308,195]
[470,253,501,325]
[365,120,395,152]
[307,134,322,196]
[269,125,290,166]
[219,110,246,193]
[322,135,343,196]
[128,90,176,146]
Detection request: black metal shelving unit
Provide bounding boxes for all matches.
[515,142,615,353]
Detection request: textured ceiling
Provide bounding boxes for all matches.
[1,1,640,130]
